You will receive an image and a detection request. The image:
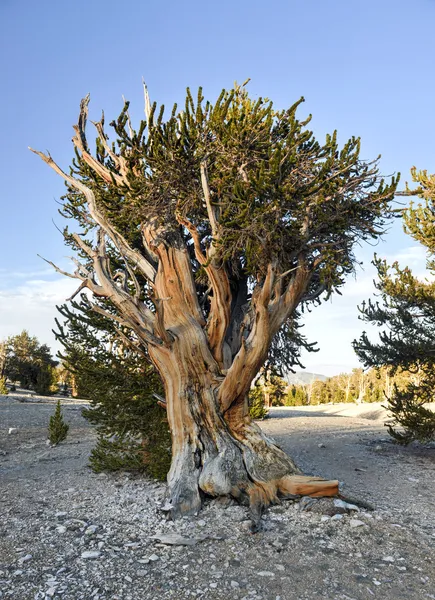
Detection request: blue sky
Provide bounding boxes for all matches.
[0,0,434,375]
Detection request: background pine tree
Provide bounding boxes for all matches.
[0,377,8,395]
[248,384,269,420]
[48,400,69,445]
[354,167,435,444]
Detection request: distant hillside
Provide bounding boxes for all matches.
[283,371,328,386]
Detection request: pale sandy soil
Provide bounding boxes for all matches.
[0,397,434,600]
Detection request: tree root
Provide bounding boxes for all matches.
[248,474,340,532]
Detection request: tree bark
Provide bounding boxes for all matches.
[146,241,338,525]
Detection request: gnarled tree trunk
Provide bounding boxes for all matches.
[147,236,338,524]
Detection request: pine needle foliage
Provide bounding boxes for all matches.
[47,82,398,376]
[0,377,8,395]
[354,168,435,444]
[55,298,171,479]
[248,384,269,420]
[48,400,69,445]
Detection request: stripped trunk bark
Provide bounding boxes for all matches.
[146,239,338,524]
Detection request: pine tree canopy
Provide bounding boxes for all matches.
[32,83,397,373]
[355,168,435,374]
[354,168,435,443]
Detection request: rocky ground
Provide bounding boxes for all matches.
[0,395,434,600]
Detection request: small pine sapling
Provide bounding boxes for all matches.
[48,400,69,445]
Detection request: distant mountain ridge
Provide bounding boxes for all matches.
[283,371,328,386]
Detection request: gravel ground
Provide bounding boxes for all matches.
[0,396,434,600]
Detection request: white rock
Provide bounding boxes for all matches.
[18,554,32,563]
[150,533,198,546]
[81,551,101,559]
[45,588,56,597]
[349,519,365,528]
[382,556,395,563]
[148,553,159,562]
[56,526,67,534]
[231,581,240,588]
[320,516,330,522]
[333,498,359,512]
[331,514,344,521]
[84,525,98,535]
[258,571,275,577]
[8,428,17,435]
[210,583,218,589]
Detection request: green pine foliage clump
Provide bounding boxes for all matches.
[1,331,57,395]
[248,385,269,420]
[55,298,171,480]
[354,167,435,444]
[0,377,8,395]
[48,400,69,445]
[285,384,308,406]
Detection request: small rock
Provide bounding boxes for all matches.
[318,443,326,448]
[210,583,218,589]
[46,588,56,597]
[333,498,359,512]
[331,514,344,521]
[382,556,395,563]
[84,525,98,535]
[349,519,365,528]
[258,571,274,577]
[56,525,67,534]
[148,553,159,562]
[231,581,240,588]
[150,534,198,546]
[18,554,32,564]
[8,428,17,435]
[320,516,330,522]
[81,551,101,559]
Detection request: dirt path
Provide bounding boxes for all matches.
[1,396,434,600]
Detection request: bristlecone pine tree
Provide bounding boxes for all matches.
[48,400,69,445]
[31,82,397,523]
[354,167,435,444]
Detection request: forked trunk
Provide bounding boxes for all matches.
[145,239,338,525]
[152,340,338,525]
